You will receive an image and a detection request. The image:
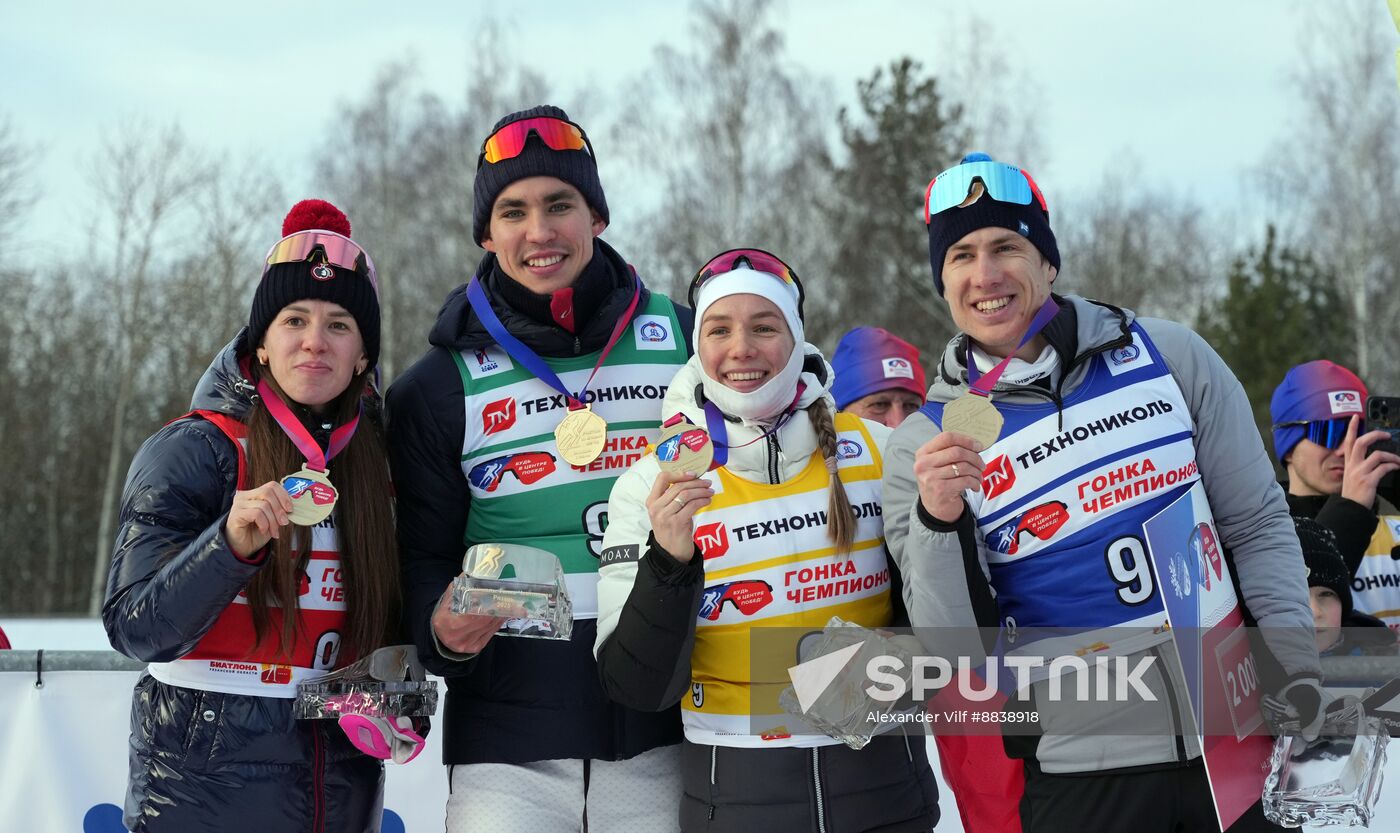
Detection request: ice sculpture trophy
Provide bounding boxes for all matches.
[294,644,439,720]
[1261,705,1388,828]
[778,617,917,750]
[451,543,573,640]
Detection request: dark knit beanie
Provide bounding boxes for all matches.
[248,199,381,369]
[926,152,1060,295]
[472,105,609,246]
[1295,516,1353,619]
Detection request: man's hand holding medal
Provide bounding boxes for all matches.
[915,299,1059,523]
[913,432,987,524]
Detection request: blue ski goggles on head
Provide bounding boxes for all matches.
[1272,417,1360,450]
[923,159,1049,223]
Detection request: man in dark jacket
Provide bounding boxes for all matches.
[1270,360,1400,627]
[386,106,692,832]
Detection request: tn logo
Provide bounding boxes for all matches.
[982,454,1016,499]
[693,522,729,559]
[482,398,517,435]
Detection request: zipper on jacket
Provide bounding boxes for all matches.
[573,335,582,355]
[312,721,326,832]
[811,746,828,833]
[234,377,258,403]
[311,421,333,456]
[980,321,1132,432]
[1049,330,1134,430]
[708,745,718,820]
[765,432,780,485]
[1151,644,1189,762]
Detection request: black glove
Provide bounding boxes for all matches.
[1263,678,1362,744]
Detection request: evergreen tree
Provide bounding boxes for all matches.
[818,58,965,359]
[1197,225,1352,455]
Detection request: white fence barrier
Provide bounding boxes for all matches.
[5,644,1399,831]
[0,654,449,832]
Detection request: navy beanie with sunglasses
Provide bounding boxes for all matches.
[472,105,609,246]
[1270,360,1368,462]
[248,199,381,368]
[926,152,1060,295]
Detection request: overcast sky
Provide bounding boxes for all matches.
[2,0,1396,262]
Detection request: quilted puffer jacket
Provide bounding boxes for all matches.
[103,332,385,833]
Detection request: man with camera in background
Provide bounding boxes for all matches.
[1271,360,1400,627]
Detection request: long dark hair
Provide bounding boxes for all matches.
[242,365,399,664]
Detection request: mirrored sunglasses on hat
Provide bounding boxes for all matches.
[263,230,379,296]
[688,247,805,318]
[1273,417,1361,451]
[923,159,1050,223]
[479,116,593,166]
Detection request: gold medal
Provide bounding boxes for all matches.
[941,393,1004,449]
[281,465,338,526]
[555,406,608,466]
[654,420,714,474]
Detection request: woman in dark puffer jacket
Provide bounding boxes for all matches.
[103,200,409,832]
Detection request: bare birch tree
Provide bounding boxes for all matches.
[1256,2,1400,390]
[315,38,548,383]
[609,0,837,309]
[819,57,966,359]
[86,124,208,615]
[1056,161,1222,326]
[151,158,284,420]
[938,15,1047,169]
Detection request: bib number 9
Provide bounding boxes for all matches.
[583,501,608,558]
[1105,535,1154,606]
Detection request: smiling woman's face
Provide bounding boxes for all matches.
[698,294,795,392]
[255,299,366,412]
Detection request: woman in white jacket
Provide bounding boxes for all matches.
[593,249,940,832]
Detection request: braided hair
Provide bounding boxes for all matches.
[808,398,856,555]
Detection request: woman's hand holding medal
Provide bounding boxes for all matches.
[647,470,715,563]
[225,481,294,558]
[913,431,985,523]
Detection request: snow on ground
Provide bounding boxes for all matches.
[0,618,113,651]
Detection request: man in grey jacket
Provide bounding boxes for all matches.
[883,153,1327,832]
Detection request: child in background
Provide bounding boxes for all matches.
[1295,517,1397,657]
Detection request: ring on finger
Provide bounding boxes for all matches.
[951,463,961,478]
[672,495,686,506]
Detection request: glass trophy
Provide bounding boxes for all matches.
[1261,713,1388,828]
[778,617,918,750]
[294,644,439,720]
[451,543,573,640]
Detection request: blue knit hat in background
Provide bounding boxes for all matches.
[830,327,927,410]
[1269,360,1367,462]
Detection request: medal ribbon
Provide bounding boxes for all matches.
[465,268,642,411]
[257,379,360,472]
[692,383,807,470]
[965,297,1061,397]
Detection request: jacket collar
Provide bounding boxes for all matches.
[661,347,835,482]
[188,330,258,420]
[933,294,1134,399]
[429,238,649,357]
